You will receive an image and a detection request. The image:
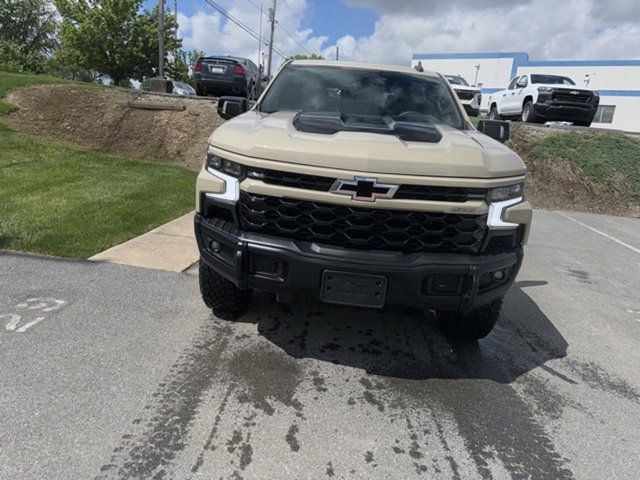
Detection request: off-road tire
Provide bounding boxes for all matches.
[199,259,250,320]
[489,105,501,120]
[522,101,538,123]
[435,297,503,340]
[574,120,592,127]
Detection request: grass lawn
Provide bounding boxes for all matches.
[528,131,640,198]
[0,71,197,258]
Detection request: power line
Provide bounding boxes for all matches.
[275,19,311,55]
[245,0,263,12]
[202,0,288,59]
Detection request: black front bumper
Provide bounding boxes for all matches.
[195,214,523,313]
[533,101,597,121]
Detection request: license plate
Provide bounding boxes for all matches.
[209,66,225,74]
[321,270,388,308]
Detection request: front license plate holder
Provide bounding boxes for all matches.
[321,270,388,308]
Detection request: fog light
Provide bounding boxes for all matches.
[208,239,222,253]
[492,270,505,281]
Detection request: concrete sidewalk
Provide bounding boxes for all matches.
[89,212,198,272]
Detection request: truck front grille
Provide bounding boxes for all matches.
[238,192,487,254]
[249,169,486,203]
[456,90,476,100]
[553,90,593,103]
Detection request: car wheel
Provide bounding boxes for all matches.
[574,121,592,127]
[195,84,205,97]
[489,106,501,120]
[522,101,538,123]
[199,259,250,320]
[435,297,503,340]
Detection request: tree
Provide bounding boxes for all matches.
[166,49,204,86]
[55,0,180,86]
[0,0,59,72]
[288,53,324,61]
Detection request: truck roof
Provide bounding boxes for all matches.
[289,59,439,77]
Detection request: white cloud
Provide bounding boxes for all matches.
[177,0,640,70]
[324,0,640,65]
[178,0,327,70]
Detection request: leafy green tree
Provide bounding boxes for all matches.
[0,0,59,72]
[288,53,324,60]
[166,49,205,86]
[55,0,180,86]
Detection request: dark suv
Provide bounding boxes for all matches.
[194,56,261,99]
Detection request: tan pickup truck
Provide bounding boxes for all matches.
[194,60,531,339]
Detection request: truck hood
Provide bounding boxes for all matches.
[209,111,526,178]
[534,84,596,92]
[451,85,481,93]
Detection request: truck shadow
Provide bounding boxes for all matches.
[249,280,568,384]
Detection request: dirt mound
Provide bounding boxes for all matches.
[6,84,223,170]
[5,84,639,217]
[507,123,640,218]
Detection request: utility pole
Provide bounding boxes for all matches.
[174,0,178,74]
[258,2,263,70]
[266,0,277,78]
[158,0,165,79]
[336,45,339,61]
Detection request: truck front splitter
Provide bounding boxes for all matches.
[195,214,523,313]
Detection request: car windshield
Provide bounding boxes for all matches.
[173,81,190,90]
[531,74,576,85]
[260,65,465,130]
[445,75,469,86]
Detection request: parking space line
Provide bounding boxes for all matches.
[558,212,640,255]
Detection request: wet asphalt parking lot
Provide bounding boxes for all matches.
[0,209,639,480]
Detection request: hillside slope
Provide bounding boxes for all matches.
[6,83,222,170]
[5,83,640,217]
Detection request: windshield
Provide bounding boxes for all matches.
[260,65,465,130]
[531,74,576,85]
[445,75,469,86]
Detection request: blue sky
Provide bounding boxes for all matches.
[142,0,640,66]
[143,0,377,46]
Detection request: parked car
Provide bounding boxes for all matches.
[194,56,261,99]
[488,74,600,126]
[194,60,532,340]
[445,75,482,116]
[171,80,196,96]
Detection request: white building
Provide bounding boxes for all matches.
[411,52,640,133]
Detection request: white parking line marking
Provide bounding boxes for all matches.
[558,212,640,255]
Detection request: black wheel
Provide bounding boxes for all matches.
[522,101,538,123]
[199,259,250,320]
[195,84,205,97]
[489,105,501,120]
[435,297,503,340]
[574,120,592,127]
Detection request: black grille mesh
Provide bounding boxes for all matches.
[456,90,476,100]
[250,169,485,203]
[239,192,487,254]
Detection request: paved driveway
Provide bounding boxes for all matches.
[0,210,639,479]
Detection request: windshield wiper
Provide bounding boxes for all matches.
[292,111,442,143]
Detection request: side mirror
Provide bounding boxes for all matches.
[217,96,248,120]
[477,119,510,143]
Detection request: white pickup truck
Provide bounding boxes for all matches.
[444,75,482,116]
[487,73,600,127]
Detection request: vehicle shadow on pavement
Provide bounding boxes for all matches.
[248,280,568,383]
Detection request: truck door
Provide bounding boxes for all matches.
[510,75,529,114]
[500,77,519,114]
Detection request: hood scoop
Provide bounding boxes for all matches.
[292,111,443,143]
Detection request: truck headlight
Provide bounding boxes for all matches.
[487,183,524,202]
[207,152,246,179]
[537,86,553,93]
